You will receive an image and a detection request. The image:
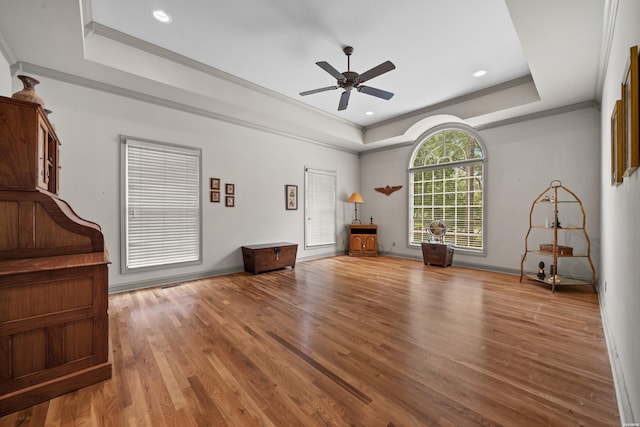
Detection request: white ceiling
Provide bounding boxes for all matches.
[0,0,607,142]
[89,0,535,127]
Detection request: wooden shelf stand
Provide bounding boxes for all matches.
[519,180,596,293]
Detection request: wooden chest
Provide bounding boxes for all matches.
[421,243,454,267]
[241,242,298,274]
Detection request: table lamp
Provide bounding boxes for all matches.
[347,192,364,224]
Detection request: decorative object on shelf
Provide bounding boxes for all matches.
[225,196,234,207]
[210,191,220,203]
[285,184,298,210]
[370,216,373,224]
[225,183,235,195]
[537,261,546,280]
[11,74,45,108]
[210,177,220,190]
[347,192,364,224]
[540,244,573,255]
[547,275,561,284]
[374,185,402,196]
[519,179,596,293]
[427,219,447,244]
[622,45,639,177]
[611,98,624,185]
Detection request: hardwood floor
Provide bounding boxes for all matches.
[1,256,619,426]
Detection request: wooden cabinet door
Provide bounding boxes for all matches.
[37,120,48,190]
[349,235,364,255]
[363,235,377,254]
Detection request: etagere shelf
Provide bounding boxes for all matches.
[519,180,596,293]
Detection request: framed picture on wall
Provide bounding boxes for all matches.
[210,191,220,203]
[285,184,298,210]
[611,98,624,185]
[622,45,639,177]
[225,183,235,195]
[225,196,235,207]
[210,178,220,190]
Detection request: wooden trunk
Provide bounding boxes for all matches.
[241,242,298,274]
[0,96,111,416]
[421,243,454,267]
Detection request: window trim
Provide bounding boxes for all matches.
[407,124,488,255]
[304,167,337,249]
[120,135,203,273]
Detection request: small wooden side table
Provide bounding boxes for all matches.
[421,243,454,267]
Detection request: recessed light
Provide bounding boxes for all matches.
[472,69,487,77]
[152,9,172,23]
[365,111,374,116]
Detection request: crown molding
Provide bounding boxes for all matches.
[14,61,360,156]
[474,100,599,131]
[84,21,359,130]
[595,0,620,101]
[364,75,535,131]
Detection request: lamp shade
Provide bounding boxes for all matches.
[347,192,364,203]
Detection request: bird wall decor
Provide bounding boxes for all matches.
[375,185,402,196]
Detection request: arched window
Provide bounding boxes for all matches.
[409,126,486,252]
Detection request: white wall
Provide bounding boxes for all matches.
[599,0,640,421]
[360,106,601,278]
[27,75,359,292]
[0,51,10,97]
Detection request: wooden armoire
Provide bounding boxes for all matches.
[0,95,111,416]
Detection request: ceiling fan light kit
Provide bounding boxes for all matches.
[300,46,395,111]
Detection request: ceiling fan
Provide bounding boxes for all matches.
[300,46,395,111]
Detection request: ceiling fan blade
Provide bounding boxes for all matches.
[357,85,394,100]
[300,86,339,96]
[316,61,346,82]
[338,91,350,110]
[358,61,395,83]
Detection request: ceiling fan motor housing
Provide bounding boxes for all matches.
[341,71,359,90]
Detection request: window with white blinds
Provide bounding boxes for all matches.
[305,168,337,248]
[122,137,202,272]
[408,128,486,253]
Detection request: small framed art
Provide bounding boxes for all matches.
[225,196,235,207]
[285,184,298,210]
[210,178,220,190]
[210,191,220,203]
[226,183,235,195]
[611,98,624,185]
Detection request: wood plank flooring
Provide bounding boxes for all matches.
[1,256,619,426]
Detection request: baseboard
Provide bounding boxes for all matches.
[0,361,112,417]
[382,250,522,276]
[108,266,244,294]
[108,251,344,294]
[599,292,635,423]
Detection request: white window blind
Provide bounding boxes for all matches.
[408,128,485,253]
[305,168,336,247]
[122,137,201,272]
